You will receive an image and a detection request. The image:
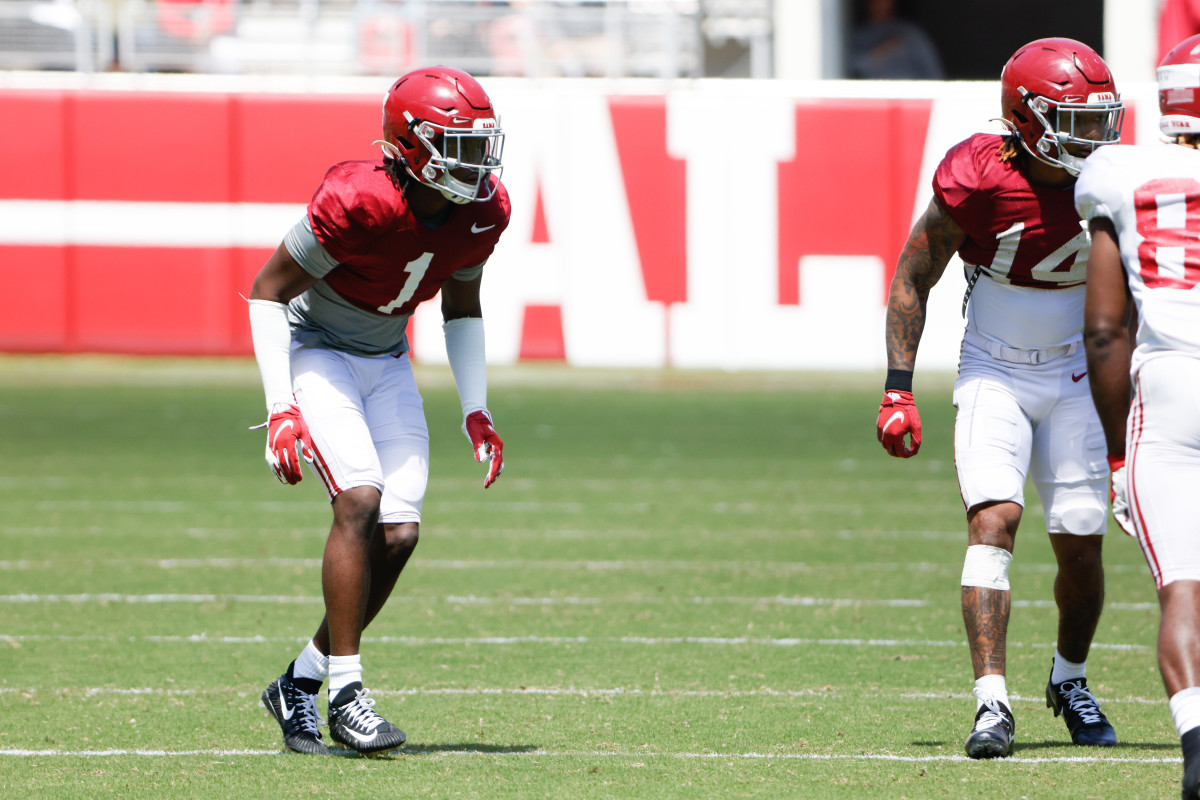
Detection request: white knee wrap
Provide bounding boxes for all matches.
[961,545,1012,591]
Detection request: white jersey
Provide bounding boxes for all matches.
[1075,143,1200,377]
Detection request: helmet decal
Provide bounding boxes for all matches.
[1159,34,1200,137]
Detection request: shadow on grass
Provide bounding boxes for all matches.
[331,742,540,758]
[913,739,1180,753]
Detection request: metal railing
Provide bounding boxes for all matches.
[0,0,113,72]
[0,0,777,78]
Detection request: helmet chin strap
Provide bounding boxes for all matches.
[440,185,473,204]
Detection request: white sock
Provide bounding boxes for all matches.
[328,654,363,704]
[293,640,329,683]
[1050,650,1086,685]
[1171,687,1200,736]
[975,674,1009,710]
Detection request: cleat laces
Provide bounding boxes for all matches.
[1057,680,1104,725]
[337,688,386,733]
[972,688,1009,731]
[286,684,325,736]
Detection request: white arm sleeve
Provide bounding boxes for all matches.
[443,317,488,420]
[248,299,294,410]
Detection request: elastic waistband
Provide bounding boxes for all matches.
[963,330,1079,365]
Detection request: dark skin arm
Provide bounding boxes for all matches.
[885,197,967,371]
[441,270,484,322]
[1082,217,1134,458]
[249,242,318,305]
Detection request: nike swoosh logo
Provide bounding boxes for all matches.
[471,222,496,233]
[1072,372,1087,383]
[882,411,905,436]
[343,727,378,744]
[271,420,293,449]
[278,690,294,721]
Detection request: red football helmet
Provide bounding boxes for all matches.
[375,66,504,204]
[999,38,1123,176]
[1159,34,1200,137]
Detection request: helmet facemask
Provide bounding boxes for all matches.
[402,112,504,204]
[1018,89,1124,176]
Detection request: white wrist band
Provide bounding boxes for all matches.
[248,299,294,410]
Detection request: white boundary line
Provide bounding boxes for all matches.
[0,686,1169,705]
[0,746,1181,764]
[0,592,1161,611]
[0,557,1154,577]
[0,632,1152,650]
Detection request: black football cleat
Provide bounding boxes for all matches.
[327,682,406,756]
[1182,727,1200,799]
[262,668,329,755]
[1185,761,1200,800]
[1046,669,1117,747]
[965,690,1015,759]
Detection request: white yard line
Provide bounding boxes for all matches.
[0,592,1158,611]
[0,686,1165,705]
[0,556,1154,576]
[0,632,1152,650]
[0,746,1181,764]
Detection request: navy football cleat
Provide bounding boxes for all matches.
[262,668,329,755]
[1046,669,1117,747]
[327,682,406,756]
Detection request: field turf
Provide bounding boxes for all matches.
[0,356,1179,799]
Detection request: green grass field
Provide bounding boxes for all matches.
[0,356,1180,798]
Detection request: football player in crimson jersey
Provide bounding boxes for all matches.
[877,38,1124,758]
[1081,34,1200,797]
[249,66,509,756]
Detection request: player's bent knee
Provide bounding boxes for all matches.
[1057,505,1106,536]
[332,485,383,529]
[381,523,419,561]
[961,544,1013,591]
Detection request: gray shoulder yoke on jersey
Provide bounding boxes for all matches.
[284,216,340,279]
[452,261,485,281]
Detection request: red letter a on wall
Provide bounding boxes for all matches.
[609,97,687,306]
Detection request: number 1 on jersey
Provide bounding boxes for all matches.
[376,252,434,314]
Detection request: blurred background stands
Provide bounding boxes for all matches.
[0,0,777,78]
[0,1,1162,84]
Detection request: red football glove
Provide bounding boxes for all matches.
[259,402,314,485]
[1108,454,1132,536]
[877,390,922,458]
[464,410,504,489]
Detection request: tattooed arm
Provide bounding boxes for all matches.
[884,197,967,371]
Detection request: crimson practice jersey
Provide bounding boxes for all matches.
[1075,143,1200,377]
[934,133,1091,349]
[283,160,510,356]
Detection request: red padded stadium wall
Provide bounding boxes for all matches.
[0,90,380,355]
[0,87,953,359]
